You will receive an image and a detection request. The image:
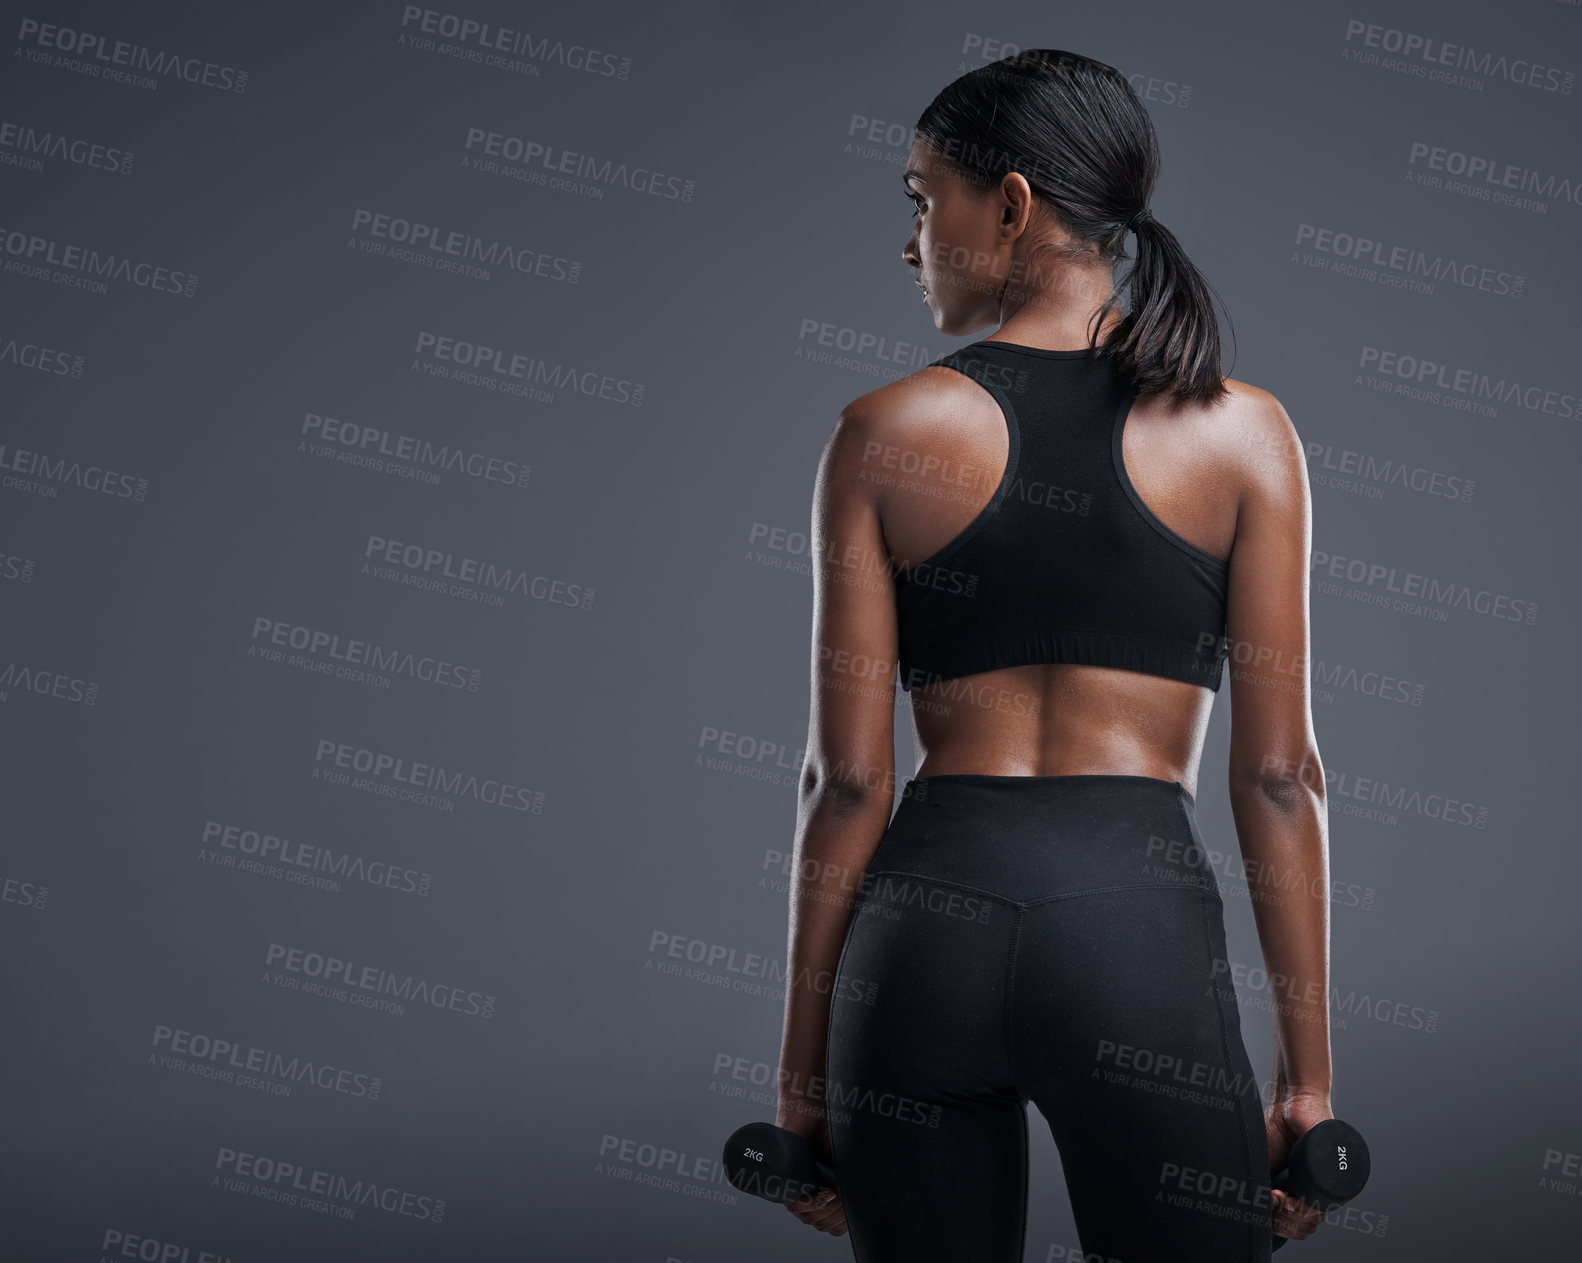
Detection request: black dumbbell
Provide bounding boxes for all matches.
[1271,1118,1370,1250]
[722,1121,837,1204]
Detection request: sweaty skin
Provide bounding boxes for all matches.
[777,135,1334,1244]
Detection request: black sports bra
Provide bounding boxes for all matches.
[894,339,1231,694]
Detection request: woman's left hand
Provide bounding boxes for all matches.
[1265,1091,1334,1242]
[777,1101,847,1237]
[786,1182,847,1237]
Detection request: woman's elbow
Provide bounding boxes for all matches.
[1229,744,1327,810]
[798,760,894,815]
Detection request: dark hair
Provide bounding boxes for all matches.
[915,49,1230,405]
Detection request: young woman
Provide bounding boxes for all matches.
[774,50,1334,1261]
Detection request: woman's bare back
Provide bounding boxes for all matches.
[866,348,1279,797]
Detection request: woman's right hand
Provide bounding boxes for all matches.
[776,1099,847,1238]
[1264,1090,1334,1242]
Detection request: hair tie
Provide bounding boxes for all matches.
[1124,207,1154,234]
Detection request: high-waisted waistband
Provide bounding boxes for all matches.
[867,773,1219,907]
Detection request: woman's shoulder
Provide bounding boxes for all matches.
[822,360,1006,490]
[829,357,1006,466]
[1218,375,1292,420]
[1137,374,1303,484]
[839,356,994,423]
[1161,376,1307,522]
[1216,377,1304,481]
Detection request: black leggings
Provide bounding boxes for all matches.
[825,775,1273,1263]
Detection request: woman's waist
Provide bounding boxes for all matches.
[867,773,1217,906]
[908,666,1211,792]
[908,769,1196,807]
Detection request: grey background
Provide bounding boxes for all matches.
[2,0,1578,1259]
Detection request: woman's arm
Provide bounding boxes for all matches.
[775,398,900,1142]
[1222,391,1333,1236]
[1224,392,1331,1097]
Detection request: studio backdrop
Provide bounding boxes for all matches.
[2,1,1578,1260]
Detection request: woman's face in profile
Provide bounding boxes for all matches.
[901,137,1008,338]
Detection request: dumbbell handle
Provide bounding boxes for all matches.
[1270,1118,1370,1251]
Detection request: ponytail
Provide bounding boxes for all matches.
[915,49,1232,406]
[1097,212,1229,406]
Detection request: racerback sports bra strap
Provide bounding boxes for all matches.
[893,339,1230,694]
